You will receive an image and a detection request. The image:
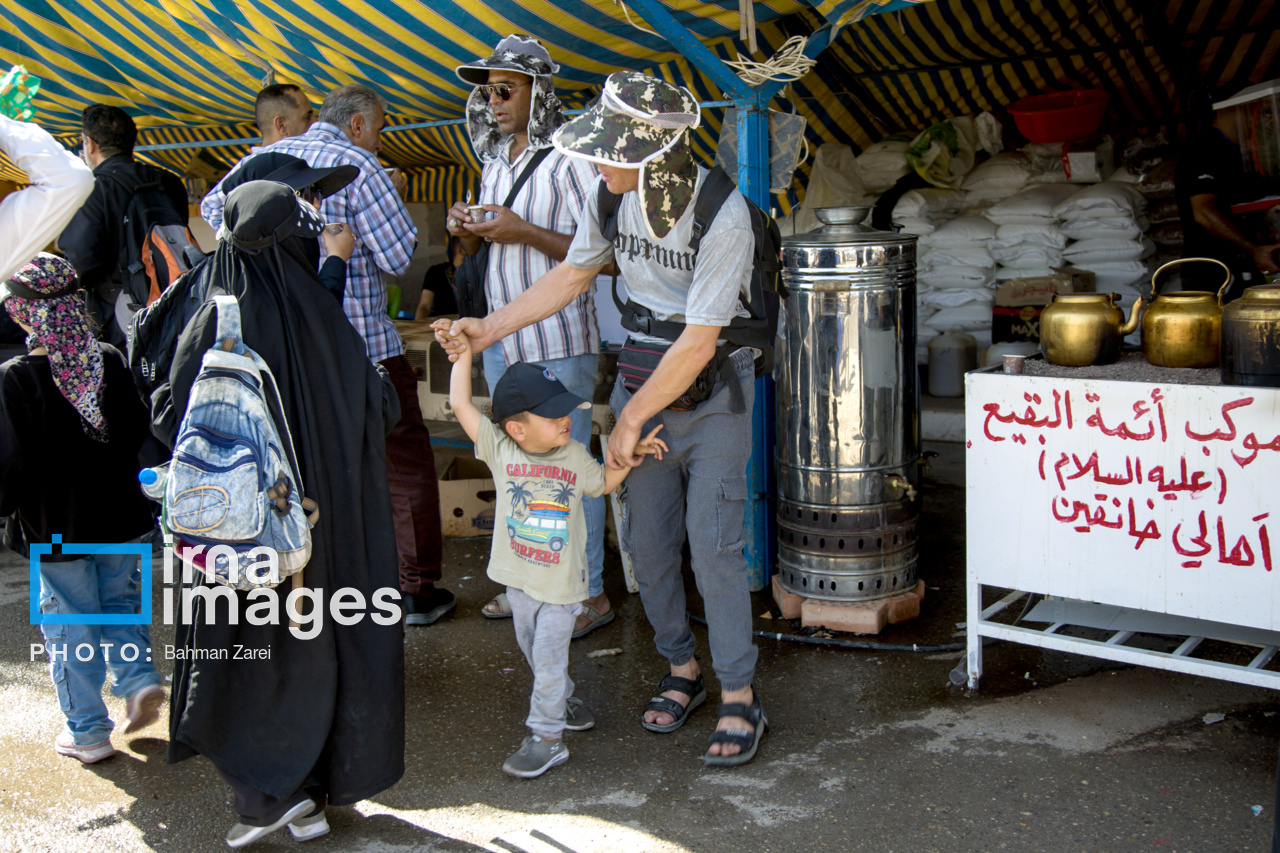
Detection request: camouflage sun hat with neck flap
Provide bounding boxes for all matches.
[552,71,700,241]
[457,34,564,162]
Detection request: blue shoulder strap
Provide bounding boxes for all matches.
[212,295,244,355]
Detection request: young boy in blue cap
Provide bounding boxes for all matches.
[434,320,666,778]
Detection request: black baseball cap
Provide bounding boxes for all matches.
[491,362,591,421]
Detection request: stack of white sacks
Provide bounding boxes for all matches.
[1053,183,1155,315]
[869,144,1155,364]
[916,214,999,362]
[960,151,1032,209]
[984,184,1080,281]
[912,155,1055,363]
[962,181,1154,354]
[892,187,965,236]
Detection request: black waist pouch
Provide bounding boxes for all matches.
[616,339,740,412]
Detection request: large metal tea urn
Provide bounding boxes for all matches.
[775,207,920,601]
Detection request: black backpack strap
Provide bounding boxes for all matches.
[688,165,736,253]
[610,275,686,340]
[503,146,552,209]
[97,168,163,197]
[598,179,622,243]
[600,179,649,334]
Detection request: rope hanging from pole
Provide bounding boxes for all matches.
[613,1,816,89]
[613,0,658,36]
[739,0,758,56]
[724,36,817,87]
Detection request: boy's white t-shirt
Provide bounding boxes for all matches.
[473,417,607,604]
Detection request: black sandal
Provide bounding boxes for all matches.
[640,674,707,733]
[703,692,767,766]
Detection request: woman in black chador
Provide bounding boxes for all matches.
[152,180,403,847]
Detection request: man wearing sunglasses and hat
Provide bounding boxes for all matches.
[440,71,766,766]
[448,36,614,640]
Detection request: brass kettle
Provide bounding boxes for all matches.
[1040,292,1145,366]
[1141,258,1231,368]
[1221,284,1280,387]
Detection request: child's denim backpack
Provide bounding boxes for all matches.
[166,295,318,589]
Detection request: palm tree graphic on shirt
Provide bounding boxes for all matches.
[507,481,533,518]
[548,482,576,505]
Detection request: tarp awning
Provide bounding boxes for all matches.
[0,0,1275,207]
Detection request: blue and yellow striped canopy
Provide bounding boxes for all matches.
[1,0,1275,209]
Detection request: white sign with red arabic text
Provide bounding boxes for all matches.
[965,371,1280,631]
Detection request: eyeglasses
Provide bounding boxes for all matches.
[478,81,530,102]
[296,186,322,206]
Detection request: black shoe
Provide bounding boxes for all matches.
[403,587,456,626]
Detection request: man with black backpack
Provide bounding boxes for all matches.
[59,105,191,346]
[439,71,776,767]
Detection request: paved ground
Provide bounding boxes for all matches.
[3,439,1279,852]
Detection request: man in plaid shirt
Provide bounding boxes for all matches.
[206,84,453,625]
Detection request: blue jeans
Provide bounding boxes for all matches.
[37,533,162,745]
[610,347,759,691]
[484,347,605,597]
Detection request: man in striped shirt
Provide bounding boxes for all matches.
[257,84,452,626]
[449,36,610,638]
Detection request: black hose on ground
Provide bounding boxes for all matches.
[687,590,1042,656]
[687,611,969,652]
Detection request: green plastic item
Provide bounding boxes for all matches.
[386,283,401,318]
[0,66,39,122]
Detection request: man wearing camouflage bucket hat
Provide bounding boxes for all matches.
[448,35,615,640]
[439,71,766,766]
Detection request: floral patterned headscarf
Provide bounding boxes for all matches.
[4,253,104,439]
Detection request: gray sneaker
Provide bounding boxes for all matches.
[502,736,569,779]
[564,696,595,732]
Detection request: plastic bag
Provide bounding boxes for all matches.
[1138,158,1178,198]
[1122,132,1174,175]
[906,116,977,189]
[0,66,39,121]
[716,107,809,195]
[857,135,913,191]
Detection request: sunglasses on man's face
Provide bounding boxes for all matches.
[296,186,322,206]
[479,81,530,102]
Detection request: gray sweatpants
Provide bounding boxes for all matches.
[610,346,759,691]
[507,586,582,739]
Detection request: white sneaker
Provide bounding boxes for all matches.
[225,799,315,848]
[124,684,166,734]
[54,732,116,764]
[288,810,330,841]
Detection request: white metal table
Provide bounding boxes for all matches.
[964,362,1280,690]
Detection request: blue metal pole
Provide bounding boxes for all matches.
[735,92,774,591]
